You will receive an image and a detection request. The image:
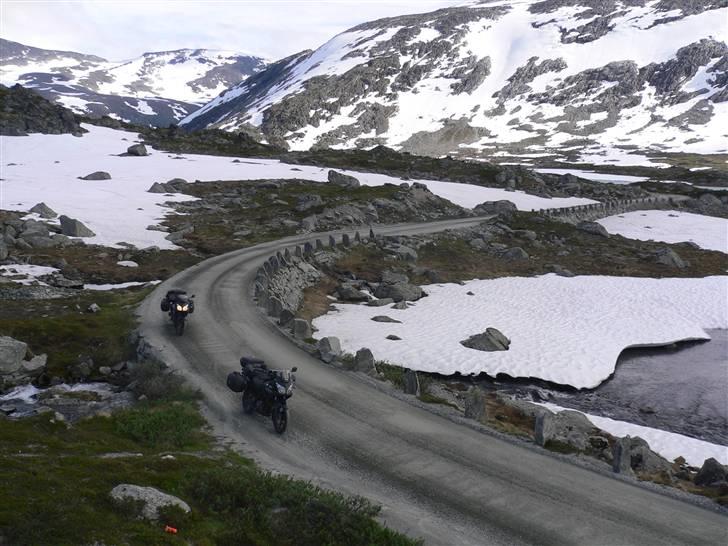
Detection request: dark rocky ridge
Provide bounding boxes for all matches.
[0,84,85,136]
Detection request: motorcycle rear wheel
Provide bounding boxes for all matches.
[242,389,256,414]
[272,404,288,434]
[174,318,185,336]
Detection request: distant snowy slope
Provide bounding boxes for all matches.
[182,0,728,161]
[0,39,267,126]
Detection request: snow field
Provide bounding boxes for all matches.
[597,211,728,253]
[0,124,595,249]
[312,275,728,389]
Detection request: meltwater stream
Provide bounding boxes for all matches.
[550,329,728,445]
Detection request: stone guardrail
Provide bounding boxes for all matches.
[537,195,683,224]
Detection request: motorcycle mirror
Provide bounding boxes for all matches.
[291,367,298,372]
[191,294,196,298]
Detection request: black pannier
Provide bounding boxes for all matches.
[161,298,170,312]
[227,371,246,392]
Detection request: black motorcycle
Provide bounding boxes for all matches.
[227,357,297,434]
[160,289,195,336]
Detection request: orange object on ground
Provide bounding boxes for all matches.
[164,525,178,534]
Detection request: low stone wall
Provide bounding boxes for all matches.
[253,228,373,321]
[538,195,684,224]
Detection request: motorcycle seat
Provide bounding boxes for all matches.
[240,356,265,367]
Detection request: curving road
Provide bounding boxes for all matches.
[138,218,727,546]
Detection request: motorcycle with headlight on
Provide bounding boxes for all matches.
[227,357,297,433]
[160,289,195,336]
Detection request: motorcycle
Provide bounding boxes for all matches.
[227,356,297,434]
[160,289,195,336]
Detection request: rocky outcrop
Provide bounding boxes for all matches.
[110,484,190,521]
[373,270,423,302]
[612,435,673,477]
[59,215,96,237]
[317,337,341,363]
[29,202,57,219]
[694,457,727,487]
[79,171,111,181]
[328,170,360,188]
[576,221,609,237]
[460,328,510,352]
[0,336,47,389]
[126,143,148,156]
[353,347,375,373]
[0,84,84,136]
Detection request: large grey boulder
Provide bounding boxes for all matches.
[0,336,27,374]
[110,484,190,521]
[374,271,423,302]
[147,182,173,193]
[328,170,360,188]
[464,388,487,421]
[19,219,49,238]
[534,410,595,451]
[655,248,688,269]
[577,221,609,237]
[59,215,95,237]
[317,337,341,363]
[460,328,510,351]
[612,435,672,476]
[336,284,370,302]
[292,318,313,340]
[29,202,57,218]
[403,369,420,396]
[502,247,529,261]
[473,200,517,216]
[295,194,323,212]
[79,171,111,180]
[694,457,727,486]
[126,143,148,156]
[354,348,375,373]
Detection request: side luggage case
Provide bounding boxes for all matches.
[227,371,247,393]
[161,298,170,312]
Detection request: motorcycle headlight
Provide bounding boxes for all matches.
[176,304,189,311]
[276,384,287,395]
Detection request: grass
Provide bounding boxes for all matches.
[0,288,148,380]
[0,365,420,546]
[375,361,405,390]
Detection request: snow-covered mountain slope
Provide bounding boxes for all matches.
[181,0,728,163]
[0,39,267,126]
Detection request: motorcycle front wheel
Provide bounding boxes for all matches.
[272,403,288,434]
[242,389,256,414]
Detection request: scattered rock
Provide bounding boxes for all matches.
[694,457,727,486]
[354,348,375,372]
[464,388,487,420]
[292,318,312,340]
[473,200,517,217]
[79,171,111,181]
[403,369,420,396]
[59,215,95,237]
[535,410,596,452]
[655,248,688,269]
[337,284,370,302]
[29,202,57,219]
[371,315,402,323]
[612,435,673,476]
[147,182,173,193]
[317,337,341,363]
[460,328,510,351]
[501,247,529,261]
[328,170,360,188]
[0,336,28,374]
[88,303,101,313]
[126,144,148,156]
[110,484,190,521]
[576,221,609,238]
[386,334,401,340]
[367,298,394,307]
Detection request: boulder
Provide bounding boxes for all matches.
[336,284,369,302]
[535,410,595,451]
[577,221,609,238]
[473,200,517,217]
[147,182,172,193]
[266,296,284,318]
[29,202,57,219]
[367,298,394,307]
[79,171,111,180]
[612,435,672,475]
[374,271,423,302]
[460,328,510,351]
[655,248,688,269]
[0,241,8,260]
[403,369,420,396]
[317,337,341,363]
[328,170,360,188]
[371,315,401,323]
[59,215,96,237]
[354,348,375,373]
[501,247,529,261]
[110,484,190,521]
[464,388,487,420]
[694,457,727,486]
[295,194,323,212]
[292,318,313,340]
[21,354,47,374]
[126,144,148,156]
[278,309,295,327]
[0,336,27,374]
[394,245,418,261]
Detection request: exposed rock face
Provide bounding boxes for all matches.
[535,410,597,451]
[0,336,48,390]
[0,336,27,374]
[79,171,111,181]
[473,200,517,217]
[612,435,673,476]
[577,221,609,238]
[266,260,321,313]
[181,2,726,158]
[403,369,420,396]
[59,215,96,237]
[0,84,84,136]
[464,388,487,420]
[292,318,312,340]
[460,328,510,352]
[110,484,190,521]
[373,270,423,302]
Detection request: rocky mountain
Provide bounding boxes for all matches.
[0,38,267,126]
[181,0,728,163]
